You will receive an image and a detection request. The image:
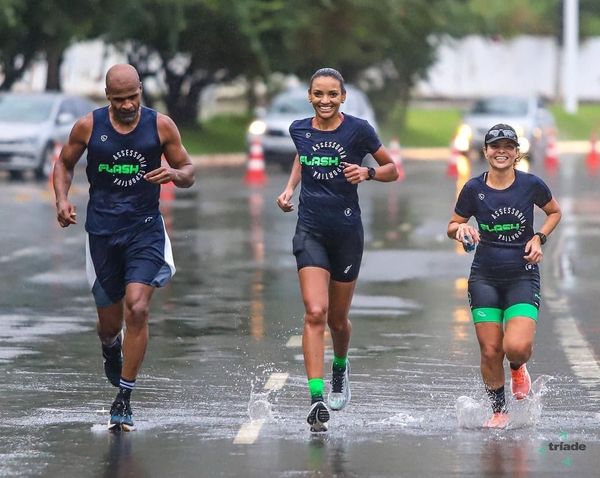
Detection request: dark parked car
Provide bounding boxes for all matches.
[0,92,96,180]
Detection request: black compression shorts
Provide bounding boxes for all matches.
[292,223,364,282]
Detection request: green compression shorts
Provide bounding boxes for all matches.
[471,303,539,323]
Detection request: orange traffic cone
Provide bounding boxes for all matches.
[389,137,405,182]
[160,180,175,201]
[446,146,460,178]
[543,131,559,171]
[159,156,175,201]
[244,136,267,186]
[586,133,600,174]
[48,142,63,188]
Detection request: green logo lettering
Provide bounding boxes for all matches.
[98,163,140,175]
[481,223,521,232]
[299,155,340,167]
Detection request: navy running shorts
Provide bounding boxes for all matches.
[292,222,364,282]
[468,268,540,323]
[85,215,176,307]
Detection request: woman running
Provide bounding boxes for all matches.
[447,123,561,428]
[277,68,398,431]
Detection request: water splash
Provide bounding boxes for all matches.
[456,375,553,429]
[247,390,272,421]
[455,396,489,429]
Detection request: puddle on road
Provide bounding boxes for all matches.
[28,270,87,286]
[0,314,90,342]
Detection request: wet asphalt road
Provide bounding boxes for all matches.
[0,156,599,477]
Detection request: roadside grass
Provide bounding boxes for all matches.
[182,104,600,154]
[380,106,461,147]
[181,114,251,155]
[551,103,600,140]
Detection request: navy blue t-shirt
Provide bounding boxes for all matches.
[289,114,381,230]
[455,170,552,274]
[85,106,163,235]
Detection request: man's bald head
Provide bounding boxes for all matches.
[105,64,141,91]
[104,64,143,125]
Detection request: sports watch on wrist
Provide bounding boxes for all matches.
[534,232,547,245]
[366,167,376,180]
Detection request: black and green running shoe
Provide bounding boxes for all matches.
[307,401,330,432]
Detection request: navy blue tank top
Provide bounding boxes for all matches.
[85,106,162,235]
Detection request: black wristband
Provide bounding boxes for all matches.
[534,232,547,245]
[366,167,376,180]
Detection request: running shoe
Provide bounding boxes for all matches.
[328,361,351,411]
[484,412,509,429]
[510,364,531,400]
[306,401,330,432]
[108,396,135,432]
[102,331,123,388]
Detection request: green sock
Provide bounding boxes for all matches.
[332,355,347,372]
[308,378,324,403]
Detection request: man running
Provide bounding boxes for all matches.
[53,63,195,431]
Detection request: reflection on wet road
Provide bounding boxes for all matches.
[0,156,599,477]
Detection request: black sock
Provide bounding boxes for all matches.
[509,362,522,370]
[118,387,132,401]
[485,385,506,413]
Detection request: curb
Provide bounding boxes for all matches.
[190,141,591,168]
[191,153,246,168]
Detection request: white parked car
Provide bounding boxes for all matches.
[0,92,96,180]
[247,85,378,170]
[453,96,556,163]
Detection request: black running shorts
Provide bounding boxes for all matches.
[292,223,364,282]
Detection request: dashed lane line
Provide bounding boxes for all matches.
[264,372,289,391]
[556,314,600,400]
[233,419,265,445]
[547,203,600,401]
[233,372,289,444]
[285,335,302,348]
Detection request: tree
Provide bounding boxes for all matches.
[0,0,110,91]
[0,0,40,90]
[256,0,454,126]
[105,0,263,126]
[29,0,106,90]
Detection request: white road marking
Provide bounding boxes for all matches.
[546,212,600,401]
[233,372,289,444]
[285,335,302,348]
[556,315,600,400]
[233,419,265,444]
[264,372,288,391]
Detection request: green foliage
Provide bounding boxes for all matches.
[580,0,600,36]
[180,114,250,154]
[435,0,561,38]
[0,0,107,90]
[104,0,263,125]
[3,0,600,131]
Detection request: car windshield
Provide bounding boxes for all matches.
[270,95,314,116]
[0,95,55,123]
[471,98,528,116]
